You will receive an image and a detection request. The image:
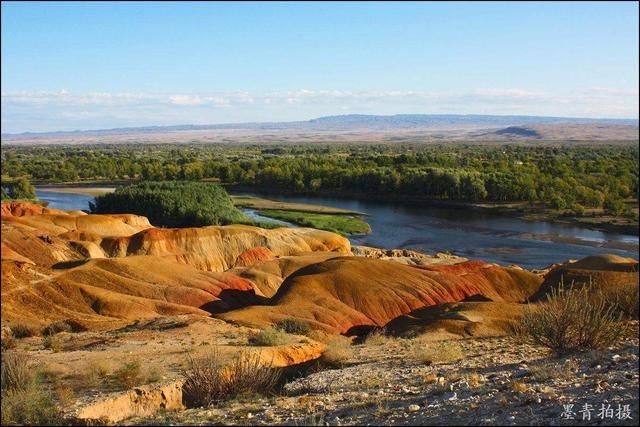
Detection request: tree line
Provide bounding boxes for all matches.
[2,143,637,216]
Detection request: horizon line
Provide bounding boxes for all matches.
[3,112,638,136]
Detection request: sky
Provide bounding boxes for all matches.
[1,1,638,133]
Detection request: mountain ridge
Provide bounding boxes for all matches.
[3,113,638,139]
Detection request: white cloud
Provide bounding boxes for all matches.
[1,87,637,133]
[169,95,204,106]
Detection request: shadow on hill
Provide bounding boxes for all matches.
[51,259,90,269]
[200,289,270,314]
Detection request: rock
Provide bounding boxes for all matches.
[444,392,458,401]
[512,369,531,379]
[407,404,420,412]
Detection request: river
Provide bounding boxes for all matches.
[35,189,638,269]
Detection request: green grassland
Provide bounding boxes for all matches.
[256,209,370,236]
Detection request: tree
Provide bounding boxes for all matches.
[8,177,36,200]
[603,197,625,216]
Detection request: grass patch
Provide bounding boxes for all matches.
[411,341,464,364]
[248,327,291,346]
[256,209,370,235]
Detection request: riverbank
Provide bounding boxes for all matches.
[225,185,639,236]
[33,182,638,236]
[35,186,372,237]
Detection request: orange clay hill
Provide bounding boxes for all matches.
[3,201,636,340]
[530,253,639,301]
[217,257,543,334]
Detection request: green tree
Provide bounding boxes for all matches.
[8,177,37,200]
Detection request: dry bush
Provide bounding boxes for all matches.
[363,328,391,346]
[520,284,627,355]
[274,318,312,335]
[1,332,16,351]
[41,319,86,336]
[113,360,145,389]
[298,411,326,426]
[181,349,281,407]
[248,327,291,346]
[42,335,64,352]
[464,372,485,388]
[79,360,112,388]
[320,337,352,368]
[55,385,75,407]
[411,340,463,364]
[603,285,639,320]
[511,381,529,393]
[10,323,37,339]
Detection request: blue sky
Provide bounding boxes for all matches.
[1,1,638,132]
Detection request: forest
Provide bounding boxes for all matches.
[1,143,638,218]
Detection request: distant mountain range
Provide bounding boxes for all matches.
[2,114,638,144]
[3,114,638,138]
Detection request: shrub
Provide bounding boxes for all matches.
[113,360,144,389]
[511,381,529,393]
[1,332,16,351]
[79,361,112,388]
[181,350,281,407]
[274,318,311,335]
[10,323,37,339]
[42,335,64,352]
[248,327,291,346]
[1,350,62,425]
[363,328,393,346]
[1,385,62,425]
[41,319,86,336]
[520,284,627,355]
[571,203,585,217]
[603,197,625,216]
[603,285,639,320]
[320,337,352,368]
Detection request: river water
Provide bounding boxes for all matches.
[36,189,638,269]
